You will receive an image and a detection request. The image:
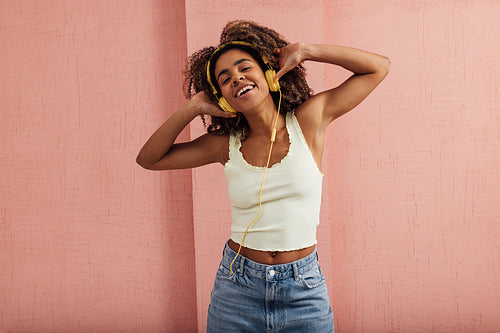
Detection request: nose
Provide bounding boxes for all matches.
[232,73,244,85]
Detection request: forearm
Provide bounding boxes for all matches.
[301,43,390,75]
[136,100,200,168]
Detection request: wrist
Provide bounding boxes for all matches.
[184,98,205,118]
[300,43,315,62]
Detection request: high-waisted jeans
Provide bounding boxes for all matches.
[207,242,334,332]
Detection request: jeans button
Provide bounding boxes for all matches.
[269,269,276,277]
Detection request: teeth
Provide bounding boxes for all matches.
[236,85,254,97]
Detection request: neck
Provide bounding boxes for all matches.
[245,96,282,138]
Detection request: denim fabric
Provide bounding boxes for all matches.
[207,242,334,333]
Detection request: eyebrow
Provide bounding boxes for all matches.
[216,58,253,82]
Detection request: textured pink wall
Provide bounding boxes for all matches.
[325,1,500,332]
[0,1,197,332]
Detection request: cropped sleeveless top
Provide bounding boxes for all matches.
[224,112,323,251]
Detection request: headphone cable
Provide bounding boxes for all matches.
[230,91,282,275]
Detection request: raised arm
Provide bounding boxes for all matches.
[275,43,390,125]
[136,91,234,170]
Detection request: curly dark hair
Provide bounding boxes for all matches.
[183,20,313,136]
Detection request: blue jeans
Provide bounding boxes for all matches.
[207,242,334,332]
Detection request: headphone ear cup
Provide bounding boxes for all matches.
[265,69,280,92]
[218,97,237,113]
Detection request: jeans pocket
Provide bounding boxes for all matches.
[215,263,235,281]
[298,266,325,289]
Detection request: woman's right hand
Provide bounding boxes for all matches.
[190,91,237,118]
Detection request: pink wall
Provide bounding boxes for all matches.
[325,1,500,332]
[0,1,197,332]
[1,1,499,333]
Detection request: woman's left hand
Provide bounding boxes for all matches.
[273,42,307,82]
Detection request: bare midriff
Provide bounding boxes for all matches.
[228,239,315,265]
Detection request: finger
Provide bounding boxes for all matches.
[274,67,289,82]
[273,71,282,82]
[211,106,238,118]
[220,110,238,118]
[216,112,238,119]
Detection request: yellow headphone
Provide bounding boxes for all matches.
[206,41,280,113]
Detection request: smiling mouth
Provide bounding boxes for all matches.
[235,85,255,97]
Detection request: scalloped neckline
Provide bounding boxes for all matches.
[236,119,292,171]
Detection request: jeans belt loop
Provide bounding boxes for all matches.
[292,262,300,281]
[238,257,245,276]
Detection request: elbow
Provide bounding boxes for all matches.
[373,56,390,81]
[136,158,148,170]
[136,154,154,170]
[382,56,391,76]
[366,56,390,79]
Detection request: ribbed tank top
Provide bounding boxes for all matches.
[224,112,323,251]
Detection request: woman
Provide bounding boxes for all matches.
[137,20,389,332]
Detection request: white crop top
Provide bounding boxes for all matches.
[224,112,323,251]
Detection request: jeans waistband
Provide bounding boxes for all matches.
[221,241,319,281]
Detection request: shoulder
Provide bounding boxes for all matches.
[199,132,230,165]
[290,96,328,163]
[293,95,325,135]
